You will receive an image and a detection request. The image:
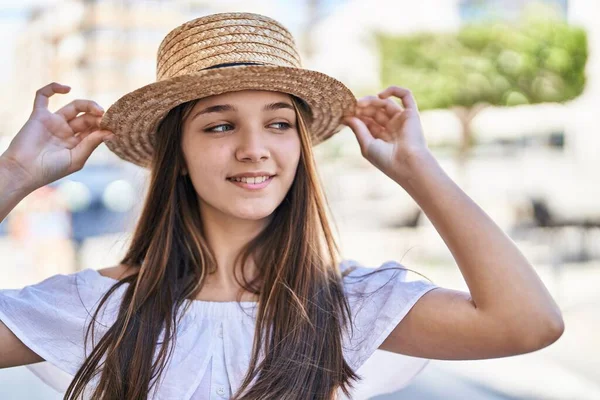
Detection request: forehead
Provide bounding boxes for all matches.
[191,90,293,110]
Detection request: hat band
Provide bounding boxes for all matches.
[203,62,265,70]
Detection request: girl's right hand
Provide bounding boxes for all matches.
[1,82,115,192]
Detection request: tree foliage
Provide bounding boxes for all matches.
[376,15,588,111]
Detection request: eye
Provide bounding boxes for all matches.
[270,122,292,130]
[204,124,233,133]
[204,122,292,133]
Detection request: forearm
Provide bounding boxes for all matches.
[394,150,563,331]
[0,156,32,223]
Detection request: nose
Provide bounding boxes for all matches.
[235,127,270,162]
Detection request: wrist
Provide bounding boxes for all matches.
[391,147,438,187]
[0,154,37,196]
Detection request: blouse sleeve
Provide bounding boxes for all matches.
[0,269,123,393]
[340,259,440,398]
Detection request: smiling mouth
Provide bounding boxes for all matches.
[227,175,273,184]
[226,175,275,190]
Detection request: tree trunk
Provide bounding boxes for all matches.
[452,103,488,188]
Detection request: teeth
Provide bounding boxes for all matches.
[231,176,270,184]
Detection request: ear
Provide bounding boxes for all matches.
[181,167,188,176]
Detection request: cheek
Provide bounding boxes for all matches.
[183,134,224,170]
[280,135,301,166]
[184,144,227,186]
[288,139,302,177]
[187,154,226,207]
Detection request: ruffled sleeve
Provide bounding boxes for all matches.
[340,259,440,398]
[0,269,124,393]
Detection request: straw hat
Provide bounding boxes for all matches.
[100,12,357,169]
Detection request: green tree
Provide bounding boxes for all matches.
[375,12,587,170]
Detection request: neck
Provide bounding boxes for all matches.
[200,204,270,290]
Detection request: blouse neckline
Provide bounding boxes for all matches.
[81,268,259,318]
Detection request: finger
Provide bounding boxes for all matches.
[362,116,392,142]
[356,104,378,118]
[388,108,418,132]
[342,116,374,156]
[56,99,104,121]
[356,95,381,107]
[33,82,71,111]
[378,86,419,110]
[361,116,384,136]
[357,97,391,113]
[373,108,391,127]
[66,128,94,148]
[71,130,114,170]
[57,123,96,148]
[68,113,102,134]
[358,96,402,113]
[357,105,391,127]
[61,132,85,148]
[357,97,402,120]
[382,97,403,116]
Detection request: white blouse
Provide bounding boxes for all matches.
[0,259,439,399]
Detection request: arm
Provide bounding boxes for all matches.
[0,82,112,368]
[0,156,34,223]
[0,157,45,368]
[380,149,563,359]
[344,86,563,360]
[0,322,45,368]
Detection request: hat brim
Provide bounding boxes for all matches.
[100,65,356,168]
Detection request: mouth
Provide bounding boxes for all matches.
[226,175,275,190]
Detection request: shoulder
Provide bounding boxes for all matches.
[340,259,438,309]
[97,264,140,281]
[340,259,410,283]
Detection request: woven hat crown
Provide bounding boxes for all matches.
[156,13,302,81]
[101,12,356,169]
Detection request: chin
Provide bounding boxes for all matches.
[234,213,272,221]
[230,204,278,221]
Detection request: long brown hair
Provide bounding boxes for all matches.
[63,92,370,399]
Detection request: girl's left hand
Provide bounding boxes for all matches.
[343,86,430,183]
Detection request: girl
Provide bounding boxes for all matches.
[0,12,563,400]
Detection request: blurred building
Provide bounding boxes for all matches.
[5,0,282,165]
[0,0,293,242]
[10,0,183,164]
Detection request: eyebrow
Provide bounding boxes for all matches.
[191,102,294,121]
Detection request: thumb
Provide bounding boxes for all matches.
[343,117,374,157]
[71,130,113,169]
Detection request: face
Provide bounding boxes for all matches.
[181,90,302,223]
